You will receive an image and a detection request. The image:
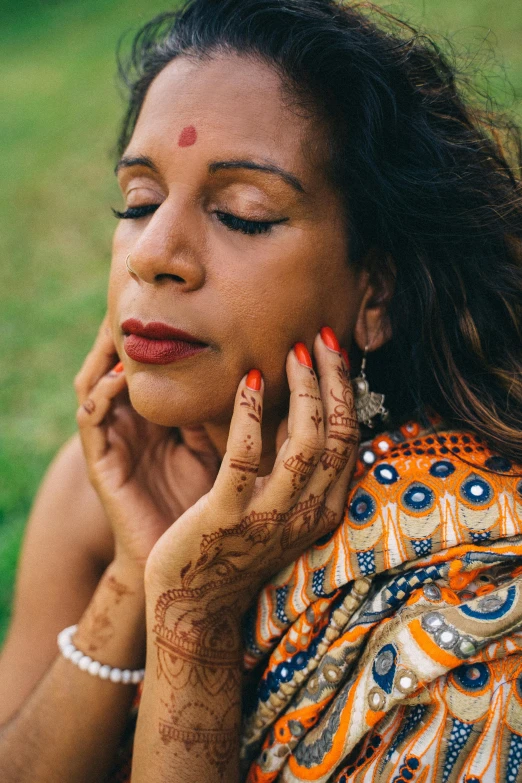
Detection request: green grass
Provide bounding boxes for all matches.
[1,0,521,645]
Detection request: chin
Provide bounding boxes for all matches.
[126,371,233,428]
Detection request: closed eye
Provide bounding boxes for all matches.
[112,205,159,220]
[112,205,288,236]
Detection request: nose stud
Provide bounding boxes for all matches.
[125,254,137,277]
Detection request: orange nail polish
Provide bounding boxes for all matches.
[113,362,124,374]
[294,342,313,368]
[341,348,351,370]
[320,327,340,352]
[246,369,262,391]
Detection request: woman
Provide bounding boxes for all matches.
[0,0,521,780]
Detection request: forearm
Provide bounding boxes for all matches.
[0,559,146,783]
[131,584,242,782]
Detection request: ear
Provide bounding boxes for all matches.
[352,250,396,352]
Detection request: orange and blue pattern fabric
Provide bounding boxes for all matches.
[108,415,522,782]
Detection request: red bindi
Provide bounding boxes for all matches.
[178,125,198,147]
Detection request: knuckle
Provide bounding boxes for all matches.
[298,432,325,456]
[76,398,96,426]
[229,447,261,471]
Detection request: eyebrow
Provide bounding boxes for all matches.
[114,156,158,175]
[115,155,305,194]
[208,160,305,194]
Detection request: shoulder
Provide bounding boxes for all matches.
[351,414,522,496]
[0,435,114,724]
[344,415,522,573]
[30,433,115,567]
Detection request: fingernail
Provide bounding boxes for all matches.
[112,362,124,374]
[341,348,351,370]
[294,342,313,368]
[246,369,262,391]
[320,326,340,353]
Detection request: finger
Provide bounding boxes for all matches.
[74,316,119,404]
[304,444,359,549]
[275,417,289,454]
[280,439,358,554]
[324,443,358,522]
[264,343,325,507]
[76,363,127,464]
[305,327,360,497]
[210,370,264,509]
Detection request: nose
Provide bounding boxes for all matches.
[126,200,206,290]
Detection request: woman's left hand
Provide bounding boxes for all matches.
[144,328,359,644]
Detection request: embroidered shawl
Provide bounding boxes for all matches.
[108,415,522,783]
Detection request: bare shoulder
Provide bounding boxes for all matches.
[0,434,114,725]
[33,433,115,566]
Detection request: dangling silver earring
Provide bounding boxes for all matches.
[353,345,390,428]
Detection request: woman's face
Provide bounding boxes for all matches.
[109,53,366,427]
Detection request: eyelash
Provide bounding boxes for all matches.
[112,205,287,236]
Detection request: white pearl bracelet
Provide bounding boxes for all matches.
[57,624,145,684]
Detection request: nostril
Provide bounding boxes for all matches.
[155,273,186,283]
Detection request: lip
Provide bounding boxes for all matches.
[121,319,205,342]
[121,318,209,365]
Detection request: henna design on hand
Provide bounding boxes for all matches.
[302,378,320,393]
[283,451,317,496]
[82,609,114,654]
[282,500,338,549]
[151,492,336,682]
[230,456,259,473]
[151,583,243,772]
[310,372,357,478]
[239,390,262,423]
[145,348,360,775]
[152,581,244,710]
[280,493,325,548]
[328,368,359,447]
[158,700,240,779]
[106,575,135,603]
[311,406,323,435]
[320,445,350,477]
[154,579,244,660]
[229,459,259,494]
[187,510,283,585]
[77,569,136,653]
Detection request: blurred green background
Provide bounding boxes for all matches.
[1,0,521,645]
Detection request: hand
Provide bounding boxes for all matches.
[144,329,359,660]
[75,317,221,572]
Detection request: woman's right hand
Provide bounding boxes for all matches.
[75,317,221,573]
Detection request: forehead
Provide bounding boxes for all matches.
[130,53,323,178]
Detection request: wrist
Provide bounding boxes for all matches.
[71,558,147,671]
[111,555,147,590]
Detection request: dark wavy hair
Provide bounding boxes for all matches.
[116,0,522,464]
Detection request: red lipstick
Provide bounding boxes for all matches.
[121,318,209,365]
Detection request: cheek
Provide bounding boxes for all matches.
[222,238,352,353]
[212,244,350,412]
